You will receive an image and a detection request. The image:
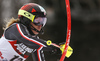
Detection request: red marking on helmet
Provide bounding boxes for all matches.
[21,5,28,10]
[31,8,36,12]
[21,5,31,11]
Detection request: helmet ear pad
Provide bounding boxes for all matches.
[19,16,35,35]
[20,16,31,26]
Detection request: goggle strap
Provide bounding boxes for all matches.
[18,9,35,22]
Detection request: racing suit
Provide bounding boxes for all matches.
[0,23,53,61]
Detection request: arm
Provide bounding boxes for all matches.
[4,23,48,49]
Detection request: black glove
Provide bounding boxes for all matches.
[50,46,62,55]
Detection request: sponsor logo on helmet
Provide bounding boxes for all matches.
[24,12,31,17]
[31,8,36,13]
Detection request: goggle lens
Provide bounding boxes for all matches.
[33,17,47,27]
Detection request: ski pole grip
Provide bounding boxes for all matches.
[46,40,52,46]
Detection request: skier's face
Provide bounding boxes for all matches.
[30,22,42,35]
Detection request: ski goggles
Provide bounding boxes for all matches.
[33,17,47,27]
[18,9,47,27]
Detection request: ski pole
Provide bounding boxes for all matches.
[46,40,61,48]
[46,40,73,58]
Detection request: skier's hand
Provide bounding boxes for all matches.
[54,47,62,54]
[49,45,61,55]
[46,40,62,55]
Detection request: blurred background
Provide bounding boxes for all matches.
[0,0,100,61]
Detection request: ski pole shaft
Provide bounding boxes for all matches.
[51,43,61,48]
[46,40,61,48]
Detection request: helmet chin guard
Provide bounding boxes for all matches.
[30,24,44,34]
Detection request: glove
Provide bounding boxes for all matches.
[59,42,73,58]
[49,45,62,55]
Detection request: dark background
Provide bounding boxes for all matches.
[0,0,100,61]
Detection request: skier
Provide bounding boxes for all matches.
[0,3,61,61]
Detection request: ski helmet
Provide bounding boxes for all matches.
[18,3,47,34]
